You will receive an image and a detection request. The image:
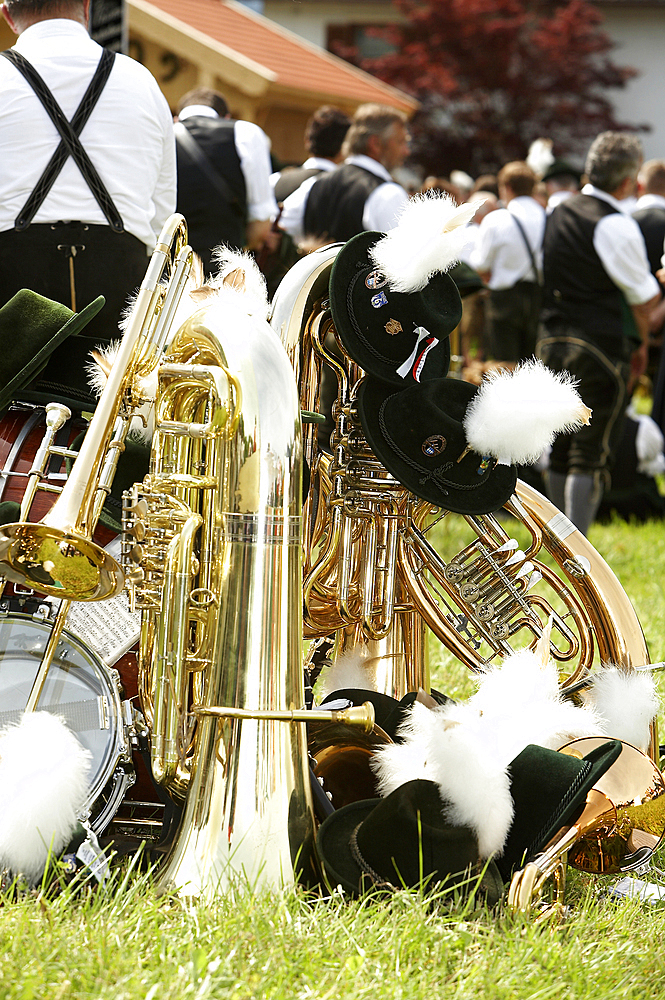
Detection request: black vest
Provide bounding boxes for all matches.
[542,193,637,355]
[633,206,665,278]
[303,163,384,242]
[176,117,246,267]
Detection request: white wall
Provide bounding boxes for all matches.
[262,1,398,49]
[600,6,665,161]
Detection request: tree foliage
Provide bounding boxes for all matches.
[353,0,646,176]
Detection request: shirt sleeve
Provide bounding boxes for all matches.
[149,92,178,245]
[469,214,498,274]
[593,213,660,305]
[233,120,278,223]
[279,175,319,242]
[362,182,409,233]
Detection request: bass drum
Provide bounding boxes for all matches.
[0,404,171,851]
[0,612,133,835]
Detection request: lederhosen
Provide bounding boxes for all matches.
[0,48,150,407]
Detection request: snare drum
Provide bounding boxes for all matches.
[0,612,135,835]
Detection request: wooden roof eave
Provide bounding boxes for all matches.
[128,0,276,97]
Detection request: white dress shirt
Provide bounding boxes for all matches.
[582,184,659,305]
[178,105,277,223]
[0,19,176,249]
[635,193,665,212]
[345,154,410,233]
[470,196,546,289]
[278,157,337,241]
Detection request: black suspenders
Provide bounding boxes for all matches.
[0,47,124,232]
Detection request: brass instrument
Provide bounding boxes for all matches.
[508,737,665,918]
[0,214,193,713]
[270,251,651,709]
[119,236,372,897]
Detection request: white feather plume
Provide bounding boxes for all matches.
[209,246,269,318]
[586,666,659,752]
[315,648,382,701]
[371,640,604,857]
[369,192,478,294]
[0,712,92,884]
[463,358,592,465]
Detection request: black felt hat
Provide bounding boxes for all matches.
[329,232,461,385]
[0,290,105,414]
[496,739,622,880]
[321,688,453,741]
[541,159,582,183]
[356,376,517,515]
[316,778,503,902]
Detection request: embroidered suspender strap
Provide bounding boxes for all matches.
[511,212,541,284]
[174,121,244,219]
[0,48,124,233]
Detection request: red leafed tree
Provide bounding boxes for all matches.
[352,0,645,176]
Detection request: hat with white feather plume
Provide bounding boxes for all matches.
[329,193,477,385]
[357,376,517,514]
[356,360,590,513]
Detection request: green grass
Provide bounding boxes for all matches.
[3,516,665,999]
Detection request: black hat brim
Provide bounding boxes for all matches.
[356,376,517,515]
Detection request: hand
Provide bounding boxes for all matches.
[631,340,649,381]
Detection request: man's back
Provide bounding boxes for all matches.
[0,18,175,248]
[304,162,385,243]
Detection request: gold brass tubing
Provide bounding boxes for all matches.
[151,513,202,787]
[191,701,376,734]
[19,403,71,521]
[25,599,72,713]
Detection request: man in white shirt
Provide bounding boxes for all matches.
[537,132,660,534]
[301,104,410,245]
[634,159,665,436]
[175,87,277,275]
[470,161,546,362]
[277,106,350,245]
[541,160,581,214]
[0,0,176,357]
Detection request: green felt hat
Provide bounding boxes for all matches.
[496,739,622,880]
[329,231,460,386]
[356,376,517,515]
[0,291,104,414]
[316,777,503,902]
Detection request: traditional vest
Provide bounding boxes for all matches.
[176,117,246,261]
[303,163,384,243]
[542,193,638,355]
[633,206,665,278]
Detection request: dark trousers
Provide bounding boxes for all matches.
[0,223,150,410]
[0,222,149,342]
[536,329,631,483]
[486,280,542,362]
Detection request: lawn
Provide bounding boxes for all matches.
[2,515,665,1000]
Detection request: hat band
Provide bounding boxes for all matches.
[526,759,591,861]
[349,822,398,891]
[377,397,495,494]
[345,267,410,372]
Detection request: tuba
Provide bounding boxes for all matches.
[269,249,656,755]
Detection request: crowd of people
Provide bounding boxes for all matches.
[1,0,664,535]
